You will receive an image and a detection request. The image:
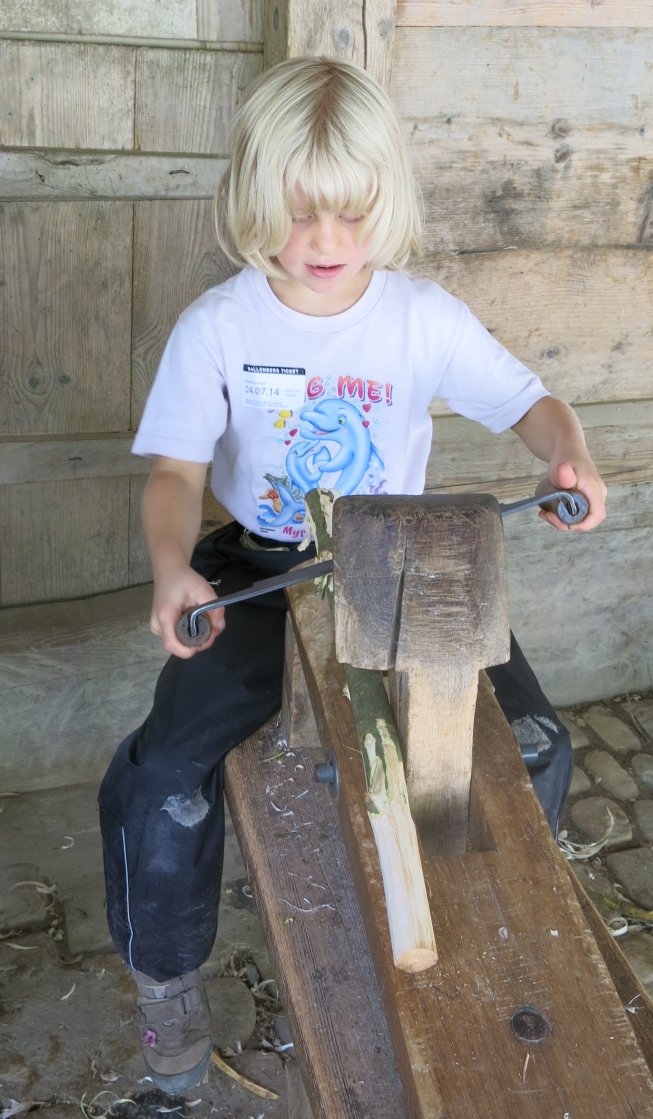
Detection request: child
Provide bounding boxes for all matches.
[98,57,606,1093]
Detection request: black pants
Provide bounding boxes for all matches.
[98,523,572,981]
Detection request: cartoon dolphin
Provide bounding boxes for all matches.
[257,478,304,528]
[299,398,383,494]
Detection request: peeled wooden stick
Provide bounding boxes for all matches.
[304,488,437,971]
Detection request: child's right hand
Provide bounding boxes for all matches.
[150,565,225,659]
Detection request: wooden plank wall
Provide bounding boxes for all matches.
[0,0,650,702]
[0,3,264,604]
[392,0,653,703]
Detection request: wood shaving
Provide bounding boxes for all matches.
[211,1050,280,1099]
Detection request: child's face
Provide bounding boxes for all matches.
[269,187,373,315]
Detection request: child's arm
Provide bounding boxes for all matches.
[143,456,226,658]
[511,396,607,532]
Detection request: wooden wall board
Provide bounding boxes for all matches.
[0,40,135,149]
[0,0,197,40]
[0,477,131,606]
[411,248,653,409]
[197,0,264,45]
[504,479,653,705]
[1,400,648,491]
[0,201,133,436]
[263,0,395,89]
[0,435,140,485]
[408,127,652,251]
[0,585,165,792]
[0,150,226,202]
[424,401,653,497]
[131,199,236,421]
[396,1,653,28]
[134,47,263,154]
[128,474,151,586]
[392,28,653,131]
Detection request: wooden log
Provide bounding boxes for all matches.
[396,1,653,28]
[333,494,510,853]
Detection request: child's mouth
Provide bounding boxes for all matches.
[306,264,345,278]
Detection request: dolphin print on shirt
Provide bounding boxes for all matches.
[256,397,384,531]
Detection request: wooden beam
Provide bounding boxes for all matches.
[263,0,395,89]
[334,495,510,853]
[396,1,653,27]
[0,151,226,202]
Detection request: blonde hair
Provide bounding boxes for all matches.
[215,56,422,278]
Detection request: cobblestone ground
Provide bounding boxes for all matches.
[1,693,652,1117]
[558,691,653,997]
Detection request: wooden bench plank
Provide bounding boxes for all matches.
[224,716,408,1119]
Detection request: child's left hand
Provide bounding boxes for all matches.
[539,459,607,532]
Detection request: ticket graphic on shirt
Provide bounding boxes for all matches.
[243,364,306,409]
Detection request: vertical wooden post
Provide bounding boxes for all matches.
[333,494,510,854]
[263,0,395,88]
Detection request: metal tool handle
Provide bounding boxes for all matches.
[534,481,589,525]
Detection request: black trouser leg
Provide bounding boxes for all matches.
[98,524,314,982]
[486,633,572,837]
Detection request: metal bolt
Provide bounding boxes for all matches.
[314,755,339,798]
[510,1005,552,1043]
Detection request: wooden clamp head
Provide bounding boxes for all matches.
[333,494,511,853]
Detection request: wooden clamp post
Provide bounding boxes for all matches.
[333,493,510,854]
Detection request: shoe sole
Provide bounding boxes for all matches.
[146,1044,212,1094]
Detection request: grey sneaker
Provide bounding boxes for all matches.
[133,968,212,1093]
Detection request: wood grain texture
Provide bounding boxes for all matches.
[264,0,366,69]
[0,0,198,39]
[407,125,652,251]
[0,585,165,791]
[131,199,236,422]
[0,40,135,149]
[412,249,653,408]
[503,479,653,706]
[135,47,263,154]
[288,583,653,1117]
[392,27,653,128]
[225,717,408,1119]
[197,0,264,44]
[333,495,509,853]
[0,476,130,606]
[0,201,132,436]
[0,150,226,202]
[396,1,653,27]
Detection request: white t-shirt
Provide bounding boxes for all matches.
[133,268,548,542]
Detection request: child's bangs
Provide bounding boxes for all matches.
[285,145,378,219]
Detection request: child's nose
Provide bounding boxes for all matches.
[311,214,340,251]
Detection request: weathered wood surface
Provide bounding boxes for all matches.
[135,49,262,154]
[1,401,648,488]
[264,0,395,88]
[414,250,653,409]
[0,41,136,149]
[408,129,652,250]
[287,580,653,1117]
[396,1,653,26]
[0,586,165,792]
[0,477,130,605]
[0,201,132,437]
[224,716,408,1119]
[131,200,236,421]
[0,0,198,39]
[334,495,509,852]
[0,151,226,202]
[197,0,264,44]
[502,480,653,706]
[393,27,653,126]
